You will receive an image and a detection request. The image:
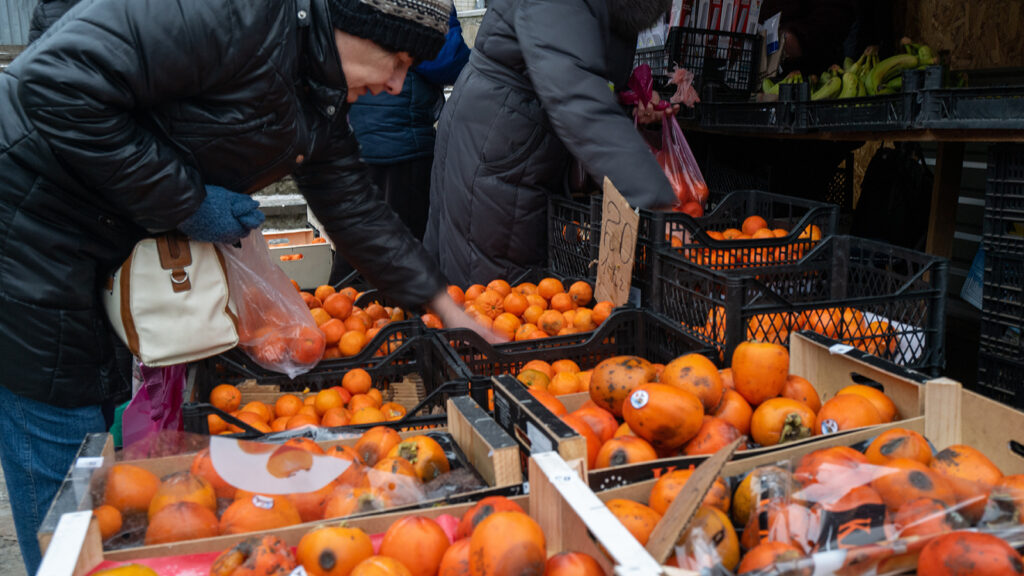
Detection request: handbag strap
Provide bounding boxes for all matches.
[156,234,193,293]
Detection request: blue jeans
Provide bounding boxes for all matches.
[0,385,106,574]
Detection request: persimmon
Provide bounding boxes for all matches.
[713,388,752,436]
[793,446,871,490]
[918,531,1024,576]
[380,402,407,421]
[892,497,961,539]
[594,436,658,469]
[679,506,740,572]
[438,539,471,576]
[545,552,604,576]
[589,356,655,417]
[93,505,122,541]
[649,469,730,516]
[837,384,897,423]
[864,428,932,466]
[989,474,1024,521]
[750,398,816,447]
[931,444,1004,523]
[682,416,744,456]
[297,526,373,576]
[355,426,401,466]
[660,353,724,412]
[220,494,302,534]
[571,405,618,443]
[387,435,450,482]
[379,516,451,576]
[103,464,160,514]
[350,556,413,576]
[622,383,704,451]
[737,542,805,575]
[605,499,662,546]
[780,375,820,413]
[323,486,393,519]
[286,482,336,523]
[148,471,217,520]
[190,448,236,499]
[469,511,546,576]
[731,466,794,527]
[560,413,601,469]
[350,406,385,425]
[719,368,734,389]
[144,501,220,545]
[871,458,956,511]
[456,496,526,539]
[527,388,567,417]
[815,394,882,435]
[731,341,789,406]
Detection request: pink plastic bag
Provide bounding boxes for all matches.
[122,363,186,452]
[219,232,325,378]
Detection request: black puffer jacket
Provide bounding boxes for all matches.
[424,0,676,286]
[0,0,445,406]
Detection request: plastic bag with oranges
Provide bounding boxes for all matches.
[219,233,325,377]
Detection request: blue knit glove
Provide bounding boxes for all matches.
[178,185,265,243]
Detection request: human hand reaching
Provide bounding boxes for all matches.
[177,185,265,243]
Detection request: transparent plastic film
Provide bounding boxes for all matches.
[219,232,325,377]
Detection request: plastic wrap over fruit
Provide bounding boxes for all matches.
[219,233,325,377]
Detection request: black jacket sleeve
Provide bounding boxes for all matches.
[515,0,676,210]
[28,0,81,44]
[16,0,268,231]
[294,125,447,310]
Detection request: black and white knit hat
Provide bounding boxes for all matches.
[327,0,451,62]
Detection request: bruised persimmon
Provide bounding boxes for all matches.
[871,458,956,511]
[589,356,655,418]
[918,531,1024,576]
[605,499,662,546]
[737,541,805,575]
[148,471,217,520]
[545,552,605,576]
[297,526,373,576]
[456,496,525,539]
[387,435,450,482]
[594,436,658,469]
[682,416,743,456]
[355,426,402,466]
[220,494,302,534]
[144,501,219,545]
[713,388,752,436]
[211,535,297,576]
[864,428,932,465]
[892,497,962,539]
[660,353,724,412]
[469,511,546,576]
[930,444,1004,523]
[649,469,730,516]
[323,486,393,519]
[438,539,471,576]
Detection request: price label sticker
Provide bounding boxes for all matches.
[595,178,639,307]
[829,343,855,355]
[75,457,104,469]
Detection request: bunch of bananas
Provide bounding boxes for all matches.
[761,38,939,101]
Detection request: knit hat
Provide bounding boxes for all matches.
[328,0,450,62]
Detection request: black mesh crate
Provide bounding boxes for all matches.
[976,351,1024,411]
[980,252,1023,361]
[662,189,840,271]
[547,196,599,280]
[697,100,796,132]
[797,93,912,132]
[440,308,715,379]
[668,26,762,101]
[654,235,948,372]
[917,86,1024,130]
[983,144,1024,254]
[183,333,466,436]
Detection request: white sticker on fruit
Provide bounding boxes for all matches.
[252,494,275,510]
[829,343,855,355]
[75,457,104,469]
[821,419,839,435]
[289,566,308,576]
[630,390,649,409]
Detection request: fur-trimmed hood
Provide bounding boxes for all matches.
[608,0,672,37]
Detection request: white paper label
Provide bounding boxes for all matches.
[829,343,856,355]
[75,457,104,469]
[821,419,839,435]
[526,421,553,454]
[252,495,275,510]
[630,390,650,409]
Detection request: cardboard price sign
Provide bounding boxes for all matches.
[595,178,639,307]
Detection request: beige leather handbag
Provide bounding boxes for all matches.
[102,234,239,366]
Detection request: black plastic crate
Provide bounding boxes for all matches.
[662,189,840,270]
[668,26,762,101]
[654,235,948,372]
[547,196,599,280]
[196,319,426,381]
[980,251,1023,360]
[183,334,467,436]
[440,307,715,379]
[697,100,796,132]
[917,86,1024,130]
[983,144,1024,254]
[797,93,911,132]
[976,350,1024,411]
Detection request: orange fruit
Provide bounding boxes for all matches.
[207,414,228,435]
[502,292,529,317]
[350,406,386,425]
[286,413,320,430]
[310,307,332,326]
[492,313,522,341]
[486,279,512,297]
[323,293,354,320]
[742,215,768,235]
[464,284,486,301]
[515,323,539,341]
[515,282,538,295]
[209,384,242,413]
[592,301,614,325]
[537,310,565,335]
[568,281,593,307]
[550,292,575,313]
[522,360,554,378]
[231,411,272,433]
[240,401,272,423]
[447,285,466,306]
[364,303,388,321]
[321,406,352,427]
[522,305,545,325]
[525,294,548,310]
[421,313,444,329]
[572,308,595,332]
[274,394,304,419]
[343,368,373,395]
[319,318,346,346]
[104,464,160,514]
[474,290,504,319]
[537,278,565,301]
[340,331,368,356]
[548,372,581,395]
[314,388,345,416]
[271,416,289,432]
[551,359,581,374]
[300,291,321,309]
[314,285,336,303]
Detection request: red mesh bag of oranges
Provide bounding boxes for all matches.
[220,233,325,377]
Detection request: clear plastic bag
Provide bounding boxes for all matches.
[219,232,325,377]
[658,113,710,215]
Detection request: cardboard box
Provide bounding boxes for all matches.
[493,330,937,490]
[263,229,332,290]
[37,396,522,561]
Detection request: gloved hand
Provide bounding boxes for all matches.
[178,185,265,243]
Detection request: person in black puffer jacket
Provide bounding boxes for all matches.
[27,0,79,44]
[424,0,680,286]
[0,0,482,572]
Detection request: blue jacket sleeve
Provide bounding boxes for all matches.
[414,6,470,86]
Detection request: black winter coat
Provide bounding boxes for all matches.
[0,0,445,407]
[424,0,677,287]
